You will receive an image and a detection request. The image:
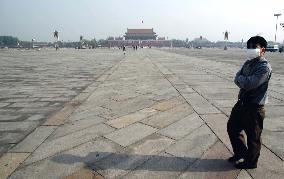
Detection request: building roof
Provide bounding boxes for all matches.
[126,28,155,34]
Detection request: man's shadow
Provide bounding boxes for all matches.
[51,151,237,172]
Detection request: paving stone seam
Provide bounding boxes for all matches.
[140,110,194,130]
[45,121,112,143]
[166,79,235,153]
[98,100,156,121]
[156,123,206,148]
[135,121,160,130]
[174,140,228,179]
[269,90,284,102]
[102,111,154,129]
[93,134,180,178]
[236,169,254,179]
[93,156,146,179]
[0,152,31,179]
[150,97,187,112]
[13,134,103,171]
[208,101,232,118]
[147,56,236,161]
[5,54,126,177]
[137,101,192,123]
[99,135,128,150]
[261,144,284,162]
[118,151,189,179]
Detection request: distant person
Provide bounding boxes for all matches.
[123,45,126,55]
[227,36,272,169]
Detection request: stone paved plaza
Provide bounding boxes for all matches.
[0,48,283,178]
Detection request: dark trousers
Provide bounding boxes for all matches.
[227,101,265,165]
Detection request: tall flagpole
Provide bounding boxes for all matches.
[274,14,281,42]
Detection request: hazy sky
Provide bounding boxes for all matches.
[1,0,284,42]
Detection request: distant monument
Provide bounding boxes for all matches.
[79,35,84,49]
[223,30,229,50]
[53,30,59,50]
[124,28,157,40]
[108,28,171,47]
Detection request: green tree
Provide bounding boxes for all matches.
[0,36,19,46]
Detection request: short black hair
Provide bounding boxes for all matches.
[247,36,267,48]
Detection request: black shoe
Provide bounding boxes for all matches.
[235,161,257,169]
[228,155,243,163]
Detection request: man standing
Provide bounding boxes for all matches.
[227,36,272,169]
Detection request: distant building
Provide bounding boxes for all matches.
[157,37,166,40]
[108,28,171,47]
[115,36,123,40]
[124,28,157,40]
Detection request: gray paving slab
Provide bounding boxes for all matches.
[1,48,284,178]
[0,152,30,179]
[265,105,284,118]
[210,99,237,108]
[90,134,174,178]
[166,124,218,163]
[0,103,10,108]
[0,132,24,144]
[0,144,14,156]
[105,108,156,129]
[150,96,185,111]
[26,114,45,121]
[23,123,114,165]
[123,153,188,179]
[142,103,194,129]
[0,115,21,122]
[99,95,156,120]
[126,133,175,155]
[10,126,56,152]
[48,116,106,140]
[264,116,284,132]
[9,138,123,179]
[246,146,284,179]
[157,113,204,140]
[104,123,158,147]
[173,84,195,94]
[182,93,221,114]
[262,130,284,160]
[236,170,253,179]
[200,113,232,152]
[0,121,39,132]
[0,49,122,154]
[178,141,239,179]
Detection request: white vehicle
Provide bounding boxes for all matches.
[266,45,279,52]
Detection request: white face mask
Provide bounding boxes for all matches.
[246,48,261,59]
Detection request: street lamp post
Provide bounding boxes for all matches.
[274,14,281,42]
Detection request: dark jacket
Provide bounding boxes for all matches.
[234,57,272,105]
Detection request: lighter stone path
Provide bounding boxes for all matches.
[0,49,283,179]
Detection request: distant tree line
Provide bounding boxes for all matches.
[0,36,19,46]
[0,35,109,48]
[1,35,281,49]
